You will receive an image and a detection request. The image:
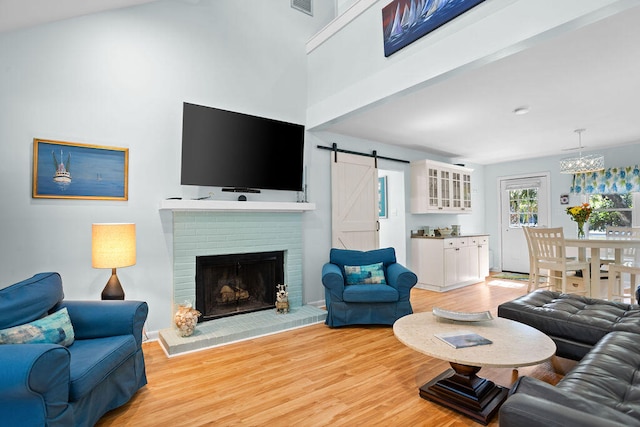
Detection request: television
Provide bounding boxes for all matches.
[181,102,305,192]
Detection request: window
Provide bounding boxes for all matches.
[588,193,634,232]
[509,188,538,227]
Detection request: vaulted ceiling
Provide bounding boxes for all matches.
[0,0,156,34]
[4,0,640,165]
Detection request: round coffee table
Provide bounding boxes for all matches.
[394,312,556,425]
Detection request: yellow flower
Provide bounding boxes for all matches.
[566,203,592,223]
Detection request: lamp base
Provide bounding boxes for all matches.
[102,268,125,300]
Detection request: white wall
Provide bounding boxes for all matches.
[0,0,335,334]
[336,0,359,16]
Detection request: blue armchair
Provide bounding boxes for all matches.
[0,272,148,426]
[322,247,418,327]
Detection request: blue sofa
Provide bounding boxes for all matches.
[322,248,418,327]
[0,272,148,426]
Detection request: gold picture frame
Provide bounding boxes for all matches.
[33,138,129,201]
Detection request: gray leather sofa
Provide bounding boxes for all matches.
[497,290,640,426]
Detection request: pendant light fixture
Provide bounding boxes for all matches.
[559,129,604,174]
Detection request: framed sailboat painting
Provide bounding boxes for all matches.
[33,139,129,200]
[382,0,485,57]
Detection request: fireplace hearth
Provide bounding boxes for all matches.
[195,251,284,322]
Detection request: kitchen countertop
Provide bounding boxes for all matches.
[411,234,489,239]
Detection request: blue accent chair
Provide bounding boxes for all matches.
[0,272,148,426]
[322,247,418,327]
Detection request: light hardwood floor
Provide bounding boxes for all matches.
[96,278,576,426]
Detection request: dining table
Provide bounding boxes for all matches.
[565,235,640,298]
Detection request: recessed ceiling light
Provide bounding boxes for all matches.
[513,106,530,115]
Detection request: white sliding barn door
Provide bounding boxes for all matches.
[331,152,379,250]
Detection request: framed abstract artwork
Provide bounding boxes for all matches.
[33,138,129,200]
[382,0,485,57]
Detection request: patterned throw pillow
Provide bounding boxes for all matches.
[0,307,75,346]
[344,262,387,285]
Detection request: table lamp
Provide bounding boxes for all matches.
[92,223,136,300]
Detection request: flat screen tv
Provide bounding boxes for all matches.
[181,102,305,192]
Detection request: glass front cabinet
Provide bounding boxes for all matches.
[411,160,473,214]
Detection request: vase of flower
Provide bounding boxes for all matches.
[566,203,592,239]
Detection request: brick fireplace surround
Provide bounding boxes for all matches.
[158,200,325,356]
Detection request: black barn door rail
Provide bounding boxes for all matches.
[317,143,410,167]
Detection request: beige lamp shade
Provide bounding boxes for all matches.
[92,223,136,268]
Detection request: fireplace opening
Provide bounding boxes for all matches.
[195,251,284,322]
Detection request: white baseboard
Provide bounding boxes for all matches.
[143,328,159,342]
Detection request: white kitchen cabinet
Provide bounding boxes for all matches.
[411,235,489,292]
[410,159,473,213]
[443,237,473,286]
[472,235,490,278]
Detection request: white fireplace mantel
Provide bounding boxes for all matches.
[159,199,316,212]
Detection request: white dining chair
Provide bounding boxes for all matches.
[526,227,591,296]
[523,227,540,292]
[602,226,640,261]
[608,262,640,303]
[606,227,640,303]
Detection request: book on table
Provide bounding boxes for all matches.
[435,330,493,349]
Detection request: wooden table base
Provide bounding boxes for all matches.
[419,362,509,425]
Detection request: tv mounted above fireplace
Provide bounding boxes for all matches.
[180,102,305,193]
